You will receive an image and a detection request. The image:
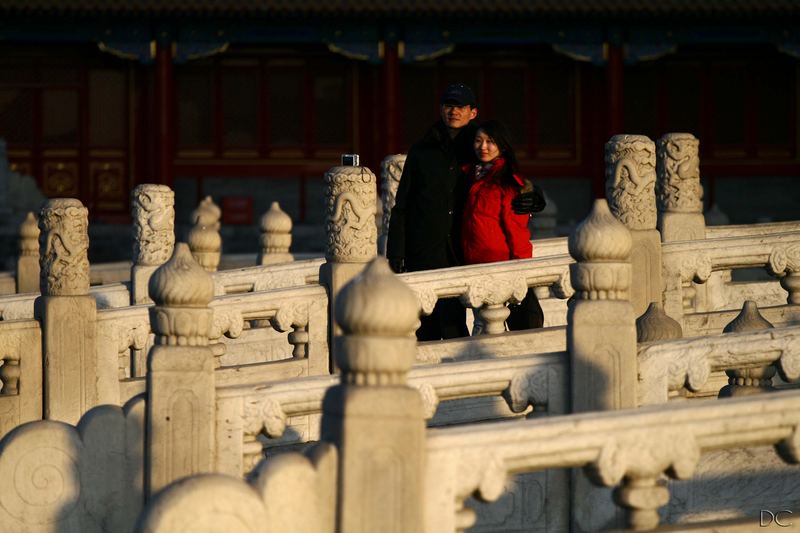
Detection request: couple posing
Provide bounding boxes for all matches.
[387,83,546,341]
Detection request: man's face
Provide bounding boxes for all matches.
[441,104,478,131]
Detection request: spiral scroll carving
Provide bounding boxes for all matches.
[0,423,82,525]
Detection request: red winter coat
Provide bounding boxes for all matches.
[461,158,533,265]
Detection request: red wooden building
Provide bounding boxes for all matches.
[0,1,798,232]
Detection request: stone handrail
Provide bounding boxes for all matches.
[0,282,130,320]
[638,322,800,405]
[211,257,323,295]
[0,258,324,320]
[424,390,800,532]
[662,231,800,277]
[661,231,800,320]
[400,255,574,310]
[705,220,800,239]
[214,349,567,476]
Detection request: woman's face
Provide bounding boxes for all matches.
[474,130,501,163]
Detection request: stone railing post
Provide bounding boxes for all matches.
[567,198,638,531]
[321,257,424,532]
[39,199,115,423]
[258,201,294,265]
[131,184,175,305]
[188,196,222,272]
[145,242,216,498]
[16,211,39,293]
[656,133,713,314]
[568,198,637,412]
[605,134,663,317]
[319,165,377,369]
[378,154,405,256]
[656,133,704,241]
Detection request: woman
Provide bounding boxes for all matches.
[461,120,544,331]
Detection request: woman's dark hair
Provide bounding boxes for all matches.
[475,120,518,180]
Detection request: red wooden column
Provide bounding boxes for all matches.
[154,40,175,187]
[382,39,401,157]
[606,42,624,138]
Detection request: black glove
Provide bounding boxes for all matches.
[511,185,546,215]
[388,257,406,274]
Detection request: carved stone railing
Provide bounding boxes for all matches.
[105,283,329,383]
[0,258,325,320]
[400,255,575,334]
[211,257,324,295]
[425,390,800,532]
[214,349,567,476]
[705,220,800,239]
[662,231,800,321]
[638,322,800,406]
[0,282,130,320]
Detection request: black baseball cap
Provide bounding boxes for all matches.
[441,83,477,107]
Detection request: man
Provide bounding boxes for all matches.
[387,83,544,341]
[386,83,476,340]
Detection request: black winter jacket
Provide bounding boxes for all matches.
[387,120,477,271]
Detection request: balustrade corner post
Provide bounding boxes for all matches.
[605,135,663,317]
[188,196,222,273]
[320,257,424,532]
[378,154,406,256]
[319,165,378,370]
[145,243,216,499]
[258,201,294,265]
[131,184,175,305]
[38,199,111,423]
[16,211,39,293]
[567,198,638,531]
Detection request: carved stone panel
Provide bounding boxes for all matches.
[38,198,90,296]
[324,166,377,263]
[605,135,657,230]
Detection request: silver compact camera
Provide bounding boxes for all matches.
[341,154,360,166]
